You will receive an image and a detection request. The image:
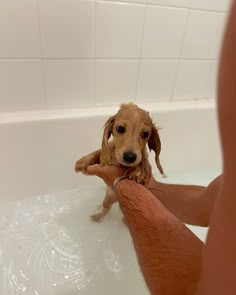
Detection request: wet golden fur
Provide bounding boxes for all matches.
[75,103,165,221]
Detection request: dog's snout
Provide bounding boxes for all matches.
[123,151,137,163]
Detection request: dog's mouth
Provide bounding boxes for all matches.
[119,160,137,167]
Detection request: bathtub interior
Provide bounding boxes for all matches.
[0,102,222,295]
[0,169,220,295]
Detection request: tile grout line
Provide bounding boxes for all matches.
[93,0,97,106]
[0,57,217,61]
[133,0,148,102]
[170,7,191,102]
[203,60,217,99]
[36,0,48,109]
[95,0,228,14]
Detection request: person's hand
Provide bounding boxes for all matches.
[85,164,126,187]
[85,163,156,188]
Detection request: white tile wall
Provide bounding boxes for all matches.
[95,1,145,58]
[44,60,94,108]
[172,60,213,100]
[147,0,189,7]
[136,60,178,102]
[206,61,219,99]
[0,0,41,58]
[0,0,230,113]
[102,0,146,4]
[142,6,188,58]
[0,60,45,111]
[95,60,139,104]
[181,10,226,59]
[190,0,231,12]
[39,0,95,58]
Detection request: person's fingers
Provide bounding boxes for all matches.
[85,164,127,186]
[85,164,103,177]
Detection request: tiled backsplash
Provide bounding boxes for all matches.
[0,0,230,112]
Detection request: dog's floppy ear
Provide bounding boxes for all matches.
[100,115,115,165]
[148,124,165,176]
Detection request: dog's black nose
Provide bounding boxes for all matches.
[123,151,137,163]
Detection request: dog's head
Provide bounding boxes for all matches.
[100,103,164,175]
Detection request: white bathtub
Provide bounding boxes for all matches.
[0,100,222,295]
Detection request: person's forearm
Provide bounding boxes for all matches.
[196,1,236,294]
[116,178,203,295]
[147,176,221,226]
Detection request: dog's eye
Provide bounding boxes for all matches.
[116,126,125,134]
[141,131,149,139]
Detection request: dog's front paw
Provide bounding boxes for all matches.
[125,167,147,185]
[90,212,104,222]
[75,156,92,173]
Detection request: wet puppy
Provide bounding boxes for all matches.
[75,103,165,221]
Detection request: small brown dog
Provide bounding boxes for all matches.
[75,103,165,221]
